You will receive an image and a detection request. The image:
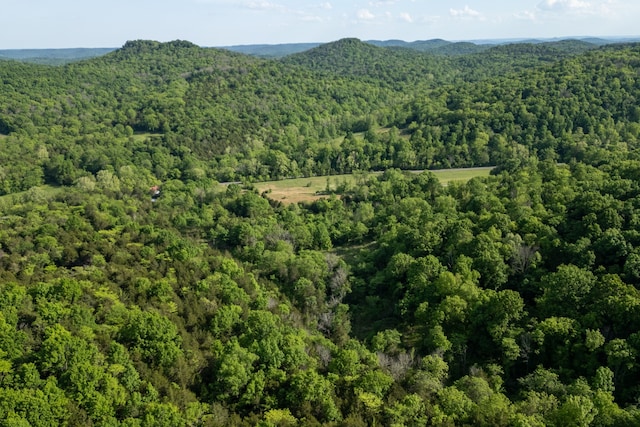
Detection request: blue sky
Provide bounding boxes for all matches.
[2,0,639,48]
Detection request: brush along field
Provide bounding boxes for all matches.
[254,167,493,204]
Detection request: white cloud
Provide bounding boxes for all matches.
[536,0,620,16]
[514,10,537,21]
[319,2,332,10]
[245,1,282,11]
[357,9,376,20]
[370,0,400,5]
[242,1,321,21]
[399,12,413,23]
[450,5,482,19]
[537,0,591,12]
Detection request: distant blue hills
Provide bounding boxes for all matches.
[2,36,639,63]
[0,47,117,64]
[221,36,640,57]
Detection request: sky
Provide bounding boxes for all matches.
[2,0,639,49]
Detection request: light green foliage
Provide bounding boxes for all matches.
[287,370,340,422]
[65,360,128,421]
[585,329,605,352]
[213,338,259,400]
[210,303,243,336]
[118,308,183,367]
[384,394,428,426]
[142,402,184,427]
[37,324,75,375]
[370,329,402,353]
[242,310,286,370]
[356,369,394,397]
[550,395,597,427]
[260,408,298,427]
[0,377,69,427]
[434,386,475,424]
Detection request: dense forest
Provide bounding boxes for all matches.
[1,37,640,425]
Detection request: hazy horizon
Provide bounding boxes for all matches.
[1,34,639,52]
[2,1,640,49]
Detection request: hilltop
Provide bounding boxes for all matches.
[280,38,451,87]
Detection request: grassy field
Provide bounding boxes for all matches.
[253,167,493,204]
[422,167,494,185]
[131,132,163,142]
[0,184,63,208]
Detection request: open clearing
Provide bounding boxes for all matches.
[131,132,163,142]
[0,184,62,208]
[253,167,493,204]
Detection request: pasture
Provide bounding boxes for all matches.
[253,167,493,204]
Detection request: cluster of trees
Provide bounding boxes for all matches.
[1,38,640,425]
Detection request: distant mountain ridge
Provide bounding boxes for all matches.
[224,36,640,57]
[276,37,625,85]
[2,36,639,63]
[0,47,116,64]
[219,42,321,58]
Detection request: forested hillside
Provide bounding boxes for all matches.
[1,38,640,426]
